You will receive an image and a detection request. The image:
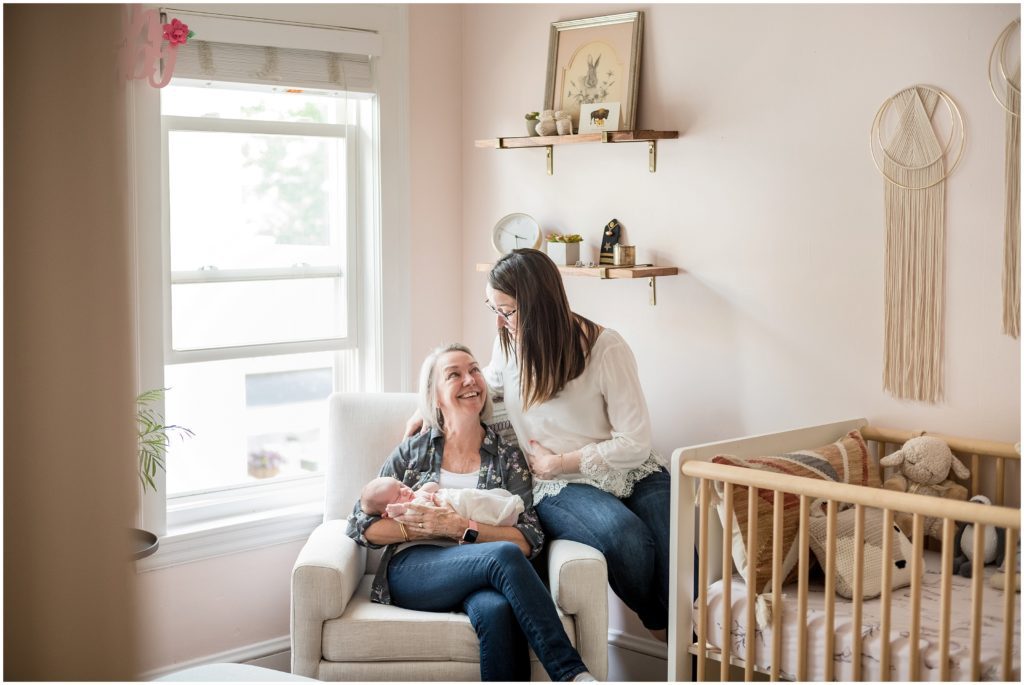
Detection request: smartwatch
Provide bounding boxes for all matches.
[460,520,479,545]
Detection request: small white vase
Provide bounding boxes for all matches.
[546,242,580,266]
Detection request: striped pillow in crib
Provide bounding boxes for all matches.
[711,429,880,594]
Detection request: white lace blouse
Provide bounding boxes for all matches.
[483,328,667,503]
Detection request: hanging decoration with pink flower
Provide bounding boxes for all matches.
[119,6,195,88]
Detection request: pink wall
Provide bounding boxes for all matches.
[136,541,304,673]
[409,4,465,367]
[459,3,1020,452]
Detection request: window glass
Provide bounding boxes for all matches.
[159,80,369,498]
[170,278,347,350]
[167,130,346,271]
[164,351,349,496]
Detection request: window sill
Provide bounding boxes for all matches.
[135,502,324,572]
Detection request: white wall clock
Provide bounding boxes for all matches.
[492,213,542,255]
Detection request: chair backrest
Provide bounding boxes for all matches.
[325,392,419,522]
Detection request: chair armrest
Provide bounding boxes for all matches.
[290,520,365,677]
[547,538,608,680]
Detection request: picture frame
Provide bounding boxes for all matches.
[578,102,622,134]
[543,11,643,132]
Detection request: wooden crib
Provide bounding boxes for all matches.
[667,418,1020,681]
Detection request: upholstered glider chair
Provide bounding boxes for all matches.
[291,392,609,680]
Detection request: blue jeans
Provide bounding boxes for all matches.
[535,468,671,631]
[387,541,589,682]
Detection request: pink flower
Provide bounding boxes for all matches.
[162,18,190,46]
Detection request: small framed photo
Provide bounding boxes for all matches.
[543,12,643,132]
[578,102,621,134]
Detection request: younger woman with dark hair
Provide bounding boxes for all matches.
[483,248,671,641]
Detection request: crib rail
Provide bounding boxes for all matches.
[682,460,1020,682]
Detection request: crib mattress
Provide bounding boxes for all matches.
[693,550,1020,681]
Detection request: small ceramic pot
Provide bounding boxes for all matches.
[547,241,581,266]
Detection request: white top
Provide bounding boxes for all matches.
[484,328,667,502]
[438,468,479,490]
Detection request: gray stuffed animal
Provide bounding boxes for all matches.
[952,495,1006,577]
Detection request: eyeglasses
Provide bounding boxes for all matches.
[484,300,517,322]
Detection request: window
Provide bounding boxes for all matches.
[137,27,383,535]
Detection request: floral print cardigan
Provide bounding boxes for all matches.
[346,424,544,604]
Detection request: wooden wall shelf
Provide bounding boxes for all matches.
[476,262,680,305]
[474,130,679,174]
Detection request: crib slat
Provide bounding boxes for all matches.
[721,482,733,680]
[697,479,710,682]
[1003,528,1018,681]
[909,514,923,681]
[995,457,1005,506]
[970,453,980,497]
[824,500,837,681]
[971,522,985,681]
[770,490,783,682]
[797,495,810,681]
[879,508,894,682]
[852,504,865,681]
[745,486,758,681]
[939,517,954,681]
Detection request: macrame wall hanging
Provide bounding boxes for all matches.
[870,85,965,403]
[988,19,1021,339]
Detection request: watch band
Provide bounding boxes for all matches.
[460,520,479,544]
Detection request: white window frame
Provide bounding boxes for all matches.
[161,108,359,364]
[129,7,412,570]
[155,84,373,538]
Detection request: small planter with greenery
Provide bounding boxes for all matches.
[545,233,583,265]
[137,388,194,493]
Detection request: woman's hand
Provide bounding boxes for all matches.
[526,440,563,480]
[403,410,425,438]
[394,502,465,540]
[527,440,582,479]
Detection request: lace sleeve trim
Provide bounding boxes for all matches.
[578,443,611,478]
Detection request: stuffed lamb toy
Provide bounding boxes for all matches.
[952,495,1005,577]
[880,436,969,543]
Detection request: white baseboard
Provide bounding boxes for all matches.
[140,630,666,680]
[139,635,291,681]
[607,629,668,659]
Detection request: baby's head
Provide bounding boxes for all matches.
[360,476,415,516]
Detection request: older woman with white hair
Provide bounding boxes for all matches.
[347,343,595,682]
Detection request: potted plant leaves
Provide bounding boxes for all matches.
[545,232,583,265]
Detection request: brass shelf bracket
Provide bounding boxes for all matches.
[546,146,553,175]
[649,276,658,305]
[649,140,657,173]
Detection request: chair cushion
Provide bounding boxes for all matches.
[322,576,576,663]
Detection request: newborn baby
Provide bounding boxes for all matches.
[360,476,525,527]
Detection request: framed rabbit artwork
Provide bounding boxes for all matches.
[543,12,643,132]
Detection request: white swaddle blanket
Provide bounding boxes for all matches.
[432,488,524,527]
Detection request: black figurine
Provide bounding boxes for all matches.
[599,219,621,266]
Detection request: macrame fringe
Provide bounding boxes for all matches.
[1003,63,1021,339]
[882,88,946,403]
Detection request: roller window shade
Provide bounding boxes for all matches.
[173,40,374,93]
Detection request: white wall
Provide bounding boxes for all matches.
[459,1,1021,666]
[461,1,1020,456]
